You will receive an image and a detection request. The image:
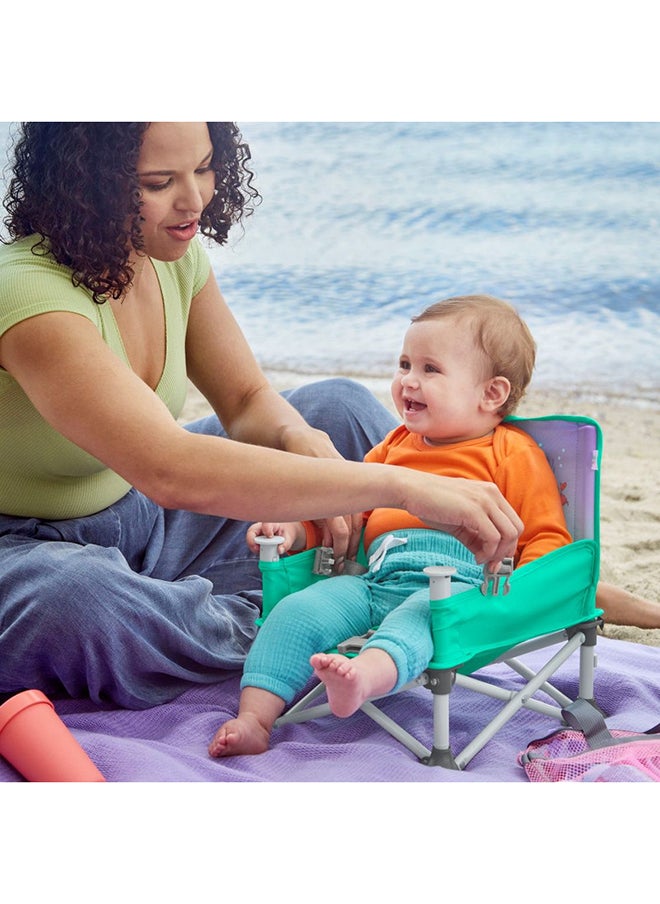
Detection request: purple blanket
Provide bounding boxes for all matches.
[2,636,659,782]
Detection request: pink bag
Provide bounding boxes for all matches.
[519,699,660,782]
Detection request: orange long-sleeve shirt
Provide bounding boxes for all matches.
[305,422,572,568]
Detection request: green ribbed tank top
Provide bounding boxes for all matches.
[0,236,210,519]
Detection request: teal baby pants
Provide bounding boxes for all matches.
[241,530,482,703]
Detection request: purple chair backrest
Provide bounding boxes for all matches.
[508,416,602,544]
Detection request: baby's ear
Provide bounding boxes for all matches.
[482,376,511,411]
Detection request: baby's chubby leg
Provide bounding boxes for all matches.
[210,572,377,756]
[208,688,285,757]
[310,649,397,718]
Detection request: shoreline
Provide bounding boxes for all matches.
[180,374,660,648]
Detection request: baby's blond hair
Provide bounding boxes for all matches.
[411,294,536,416]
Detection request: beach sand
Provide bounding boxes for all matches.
[180,373,660,648]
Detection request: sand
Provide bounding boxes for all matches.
[180,373,660,648]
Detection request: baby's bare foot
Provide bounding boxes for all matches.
[310,652,369,718]
[208,714,271,758]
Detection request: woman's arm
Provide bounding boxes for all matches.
[184,271,365,555]
[0,308,522,564]
[185,272,339,457]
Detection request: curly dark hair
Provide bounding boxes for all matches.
[1,122,260,303]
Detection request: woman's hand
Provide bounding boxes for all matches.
[401,472,523,566]
[246,521,306,557]
[310,511,365,564]
[277,423,341,461]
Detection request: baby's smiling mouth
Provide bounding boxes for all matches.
[404,398,427,412]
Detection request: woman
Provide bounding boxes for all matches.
[0,122,522,708]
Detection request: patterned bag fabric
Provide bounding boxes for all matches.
[519,699,660,782]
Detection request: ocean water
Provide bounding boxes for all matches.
[2,122,659,405]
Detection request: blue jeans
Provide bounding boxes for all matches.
[0,379,397,708]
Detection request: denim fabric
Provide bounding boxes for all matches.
[0,379,397,708]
